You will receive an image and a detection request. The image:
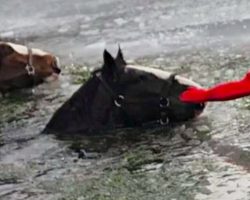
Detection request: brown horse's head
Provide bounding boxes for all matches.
[44,48,205,135]
[0,42,61,92]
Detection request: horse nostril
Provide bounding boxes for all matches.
[196,103,205,110]
[194,103,205,117]
[53,67,61,74]
[200,103,205,109]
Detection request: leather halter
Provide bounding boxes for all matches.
[25,47,35,76]
[95,72,176,127]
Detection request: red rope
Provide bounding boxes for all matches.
[180,71,250,103]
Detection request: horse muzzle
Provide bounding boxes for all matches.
[194,103,206,117]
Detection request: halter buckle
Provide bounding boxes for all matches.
[25,64,35,75]
[114,95,125,107]
[160,117,169,125]
[160,97,169,108]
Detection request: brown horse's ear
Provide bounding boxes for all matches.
[0,43,15,58]
[102,49,123,80]
[115,46,126,66]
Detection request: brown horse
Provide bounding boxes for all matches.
[0,42,61,93]
[44,48,205,135]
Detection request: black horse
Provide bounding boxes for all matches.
[44,48,205,135]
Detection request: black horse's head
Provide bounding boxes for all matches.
[44,48,205,135]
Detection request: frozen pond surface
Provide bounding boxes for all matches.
[1,0,250,200]
[1,0,250,64]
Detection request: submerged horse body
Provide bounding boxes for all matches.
[44,48,205,135]
[0,42,61,93]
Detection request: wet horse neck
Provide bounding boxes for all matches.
[44,75,109,134]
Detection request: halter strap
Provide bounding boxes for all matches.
[25,47,35,76]
[95,72,176,128]
[159,74,176,125]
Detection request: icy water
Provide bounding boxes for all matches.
[1,0,250,200]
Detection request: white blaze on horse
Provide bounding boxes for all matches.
[0,42,61,93]
[44,48,205,135]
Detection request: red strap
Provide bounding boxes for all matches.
[180,71,250,103]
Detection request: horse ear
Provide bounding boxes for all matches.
[103,49,115,68]
[0,43,15,58]
[102,49,123,80]
[116,46,126,66]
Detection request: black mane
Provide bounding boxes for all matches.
[44,75,100,134]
